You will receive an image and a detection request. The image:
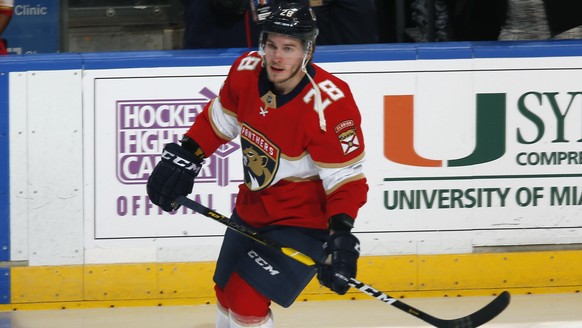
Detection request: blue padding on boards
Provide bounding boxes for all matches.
[0,52,83,72]
[4,40,582,72]
[472,39,582,58]
[0,268,9,304]
[80,49,246,70]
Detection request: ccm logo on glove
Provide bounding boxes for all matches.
[161,149,202,174]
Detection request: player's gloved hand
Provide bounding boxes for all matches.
[146,141,203,212]
[317,214,360,295]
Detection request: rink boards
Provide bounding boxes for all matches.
[0,40,581,308]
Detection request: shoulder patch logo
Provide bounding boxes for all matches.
[338,128,360,155]
[334,120,355,134]
[240,124,280,191]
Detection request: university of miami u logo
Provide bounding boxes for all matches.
[384,93,506,167]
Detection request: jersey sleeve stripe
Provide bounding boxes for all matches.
[209,98,239,141]
[319,159,366,193]
[324,173,366,195]
[313,152,366,169]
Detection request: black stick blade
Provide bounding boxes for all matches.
[428,291,511,328]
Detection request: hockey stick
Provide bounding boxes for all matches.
[174,196,510,328]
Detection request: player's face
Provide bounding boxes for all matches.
[263,33,306,95]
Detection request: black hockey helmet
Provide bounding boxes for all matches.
[260,1,319,46]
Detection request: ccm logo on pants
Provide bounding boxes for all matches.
[248,250,280,276]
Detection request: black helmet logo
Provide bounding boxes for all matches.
[261,1,319,41]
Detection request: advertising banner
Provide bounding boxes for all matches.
[90,70,242,239]
[341,58,582,249]
[3,0,60,54]
[85,54,582,255]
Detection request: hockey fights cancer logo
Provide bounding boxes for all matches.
[116,88,240,187]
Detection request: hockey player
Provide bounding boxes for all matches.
[147,2,368,327]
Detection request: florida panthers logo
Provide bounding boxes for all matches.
[240,124,280,191]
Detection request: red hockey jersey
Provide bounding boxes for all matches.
[186,51,368,229]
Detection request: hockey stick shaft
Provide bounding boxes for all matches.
[174,196,509,328]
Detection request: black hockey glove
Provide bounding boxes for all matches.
[317,214,360,295]
[146,142,203,212]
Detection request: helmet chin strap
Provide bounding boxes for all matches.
[302,42,326,132]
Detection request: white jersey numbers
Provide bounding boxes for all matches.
[303,79,345,110]
[318,80,345,101]
[237,55,262,71]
